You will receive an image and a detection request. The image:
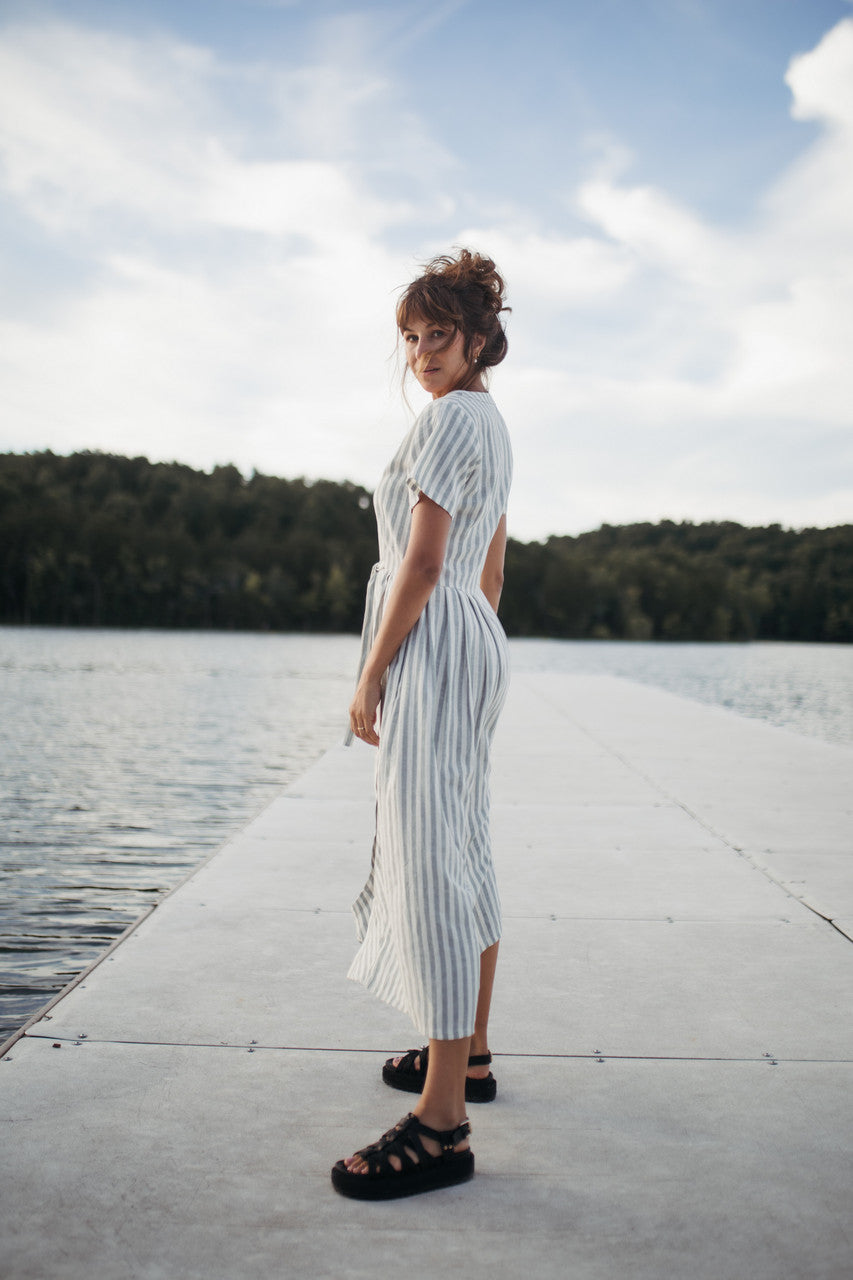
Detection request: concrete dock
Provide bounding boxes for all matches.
[1,673,851,1279]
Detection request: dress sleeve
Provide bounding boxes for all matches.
[406,397,478,517]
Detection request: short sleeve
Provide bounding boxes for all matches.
[406,397,479,517]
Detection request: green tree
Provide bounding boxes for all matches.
[1,451,850,641]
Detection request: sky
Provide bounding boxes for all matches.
[0,0,851,542]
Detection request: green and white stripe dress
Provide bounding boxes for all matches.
[347,389,513,1041]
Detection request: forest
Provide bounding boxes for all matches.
[1,450,850,642]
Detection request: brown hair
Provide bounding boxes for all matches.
[396,248,510,392]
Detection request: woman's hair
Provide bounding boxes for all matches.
[396,248,510,391]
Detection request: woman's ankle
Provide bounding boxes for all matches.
[467,1036,491,1077]
[414,1101,469,1137]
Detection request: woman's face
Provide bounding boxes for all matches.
[401,316,481,398]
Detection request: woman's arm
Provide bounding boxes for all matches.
[480,514,507,612]
[349,494,451,745]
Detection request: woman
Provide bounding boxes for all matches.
[331,249,512,1200]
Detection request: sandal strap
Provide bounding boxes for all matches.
[395,1045,429,1074]
[353,1115,417,1170]
[357,1113,470,1176]
[392,1046,490,1072]
[412,1116,472,1151]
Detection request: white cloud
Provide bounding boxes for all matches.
[0,12,851,541]
[204,152,404,239]
[453,227,636,304]
[0,19,413,241]
[0,22,216,230]
[486,19,853,535]
[0,16,416,484]
[0,240,407,479]
[577,179,727,287]
[786,17,853,128]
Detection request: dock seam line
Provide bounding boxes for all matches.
[17,1034,853,1064]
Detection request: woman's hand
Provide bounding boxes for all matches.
[349,675,382,747]
[348,495,451,750]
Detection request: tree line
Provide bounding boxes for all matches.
[1,450,850,641]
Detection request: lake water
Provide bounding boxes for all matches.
[1,627,851,1045]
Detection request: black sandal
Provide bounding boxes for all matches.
[331,1112,474,1200]
[382,1045,497,1103]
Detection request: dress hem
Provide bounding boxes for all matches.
[346,924,502,1042]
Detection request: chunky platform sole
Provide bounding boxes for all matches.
[331,1112,474,1201]
[331,1150,474,1200]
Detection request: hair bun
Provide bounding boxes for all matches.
[424,249,507,314]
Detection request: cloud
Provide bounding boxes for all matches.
[487,19,853,535]
[0,238,407,478]
[0,12,851,541]
[786,17,853,128]
[0,16,415,482]
[0,22,215,231]
[0,19,413,241]
[454,227,636,304]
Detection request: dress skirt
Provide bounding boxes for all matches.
[346,389,513,1041]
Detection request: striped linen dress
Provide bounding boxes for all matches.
[347,389,513,1041]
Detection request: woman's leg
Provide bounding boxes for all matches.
[415,1036,470,1132]
[412,941,501,1145]
[344,1036,470,1173]
[388,940,500,1079]
[343,943,501,1174]
[469,940,499,1076]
